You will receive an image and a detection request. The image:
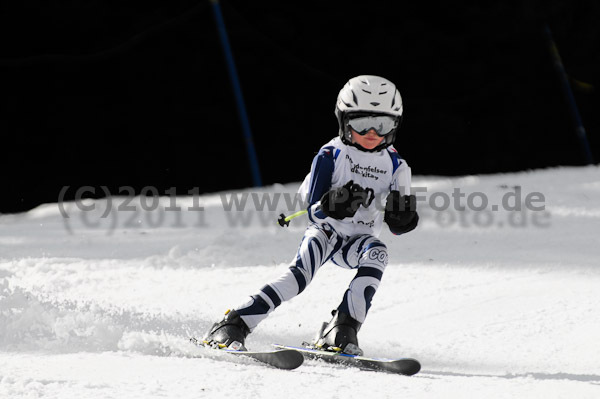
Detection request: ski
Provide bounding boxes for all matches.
[273,343,421,376]
[189,337,304,370]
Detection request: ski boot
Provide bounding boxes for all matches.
[202,309,250,351]
[314,310,363,356]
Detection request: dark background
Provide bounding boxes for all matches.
[1,0,599,213]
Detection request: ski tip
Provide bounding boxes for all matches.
[401,359,421,376]
[272,349,305,370]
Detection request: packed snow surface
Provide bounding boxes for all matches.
[1,165,600,398]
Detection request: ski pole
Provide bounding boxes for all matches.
[277,210,308,227]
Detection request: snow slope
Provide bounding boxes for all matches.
[1,165,600,398]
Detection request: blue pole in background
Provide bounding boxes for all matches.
[210,0,263,186]
[543,24,594,165]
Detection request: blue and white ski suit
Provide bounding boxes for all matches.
[236,137,413,330]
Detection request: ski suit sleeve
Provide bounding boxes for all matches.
[390,157,412,197]
[306,147,335,206]
[387,155,418,235]
[304,147,336,224]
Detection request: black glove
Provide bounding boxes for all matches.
[384,191,419,235]
[320,180,374,220]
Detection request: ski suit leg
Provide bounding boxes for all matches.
[330,235,388,323]
[235,224,342,330]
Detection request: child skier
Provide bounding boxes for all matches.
[203,75,419,355]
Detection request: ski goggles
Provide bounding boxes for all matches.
[345,115,399,136]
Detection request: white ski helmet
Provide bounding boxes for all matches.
[335,75,403,151]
